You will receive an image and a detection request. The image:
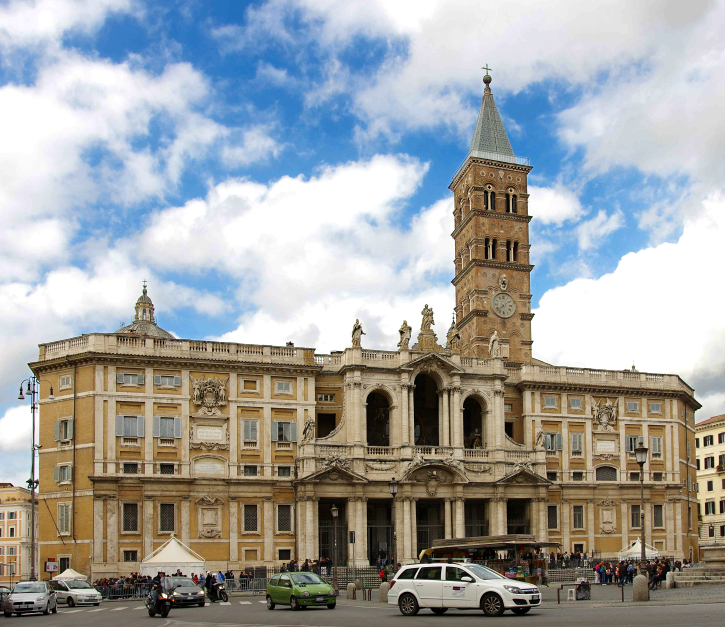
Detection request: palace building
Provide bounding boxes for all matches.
[31,74,700,579]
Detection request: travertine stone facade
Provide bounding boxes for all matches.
[30,75,701,579]
[695,415,725,543]
[0,484,37,583]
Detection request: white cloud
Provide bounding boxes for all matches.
[576,208,625,251]
[0,405,35,454]
[533,193,725,419]
[528,185,584,226]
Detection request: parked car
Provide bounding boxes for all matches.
[49,579,102,606]
[388,562,541,616]
[4,581,58,617]
[266,572,336,610]
[166,577,205,607]
[0,587,12,615]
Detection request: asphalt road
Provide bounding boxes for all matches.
[3,597,723,627]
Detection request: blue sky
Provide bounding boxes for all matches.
[2,0,725,485]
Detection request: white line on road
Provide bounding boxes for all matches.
[239,601,251,604]
[87,608,106,612]
[62,609,84,613]
[134,607,146,610]
[258,600,266,604]
[220,601,231,605]
[110,607,127,611]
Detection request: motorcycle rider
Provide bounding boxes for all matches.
[205,571,215,600]
[151,571,165,606]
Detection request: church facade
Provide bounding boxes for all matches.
[31,75,700,579]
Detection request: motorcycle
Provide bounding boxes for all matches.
[145,589,172,618]
[206,582,228,603]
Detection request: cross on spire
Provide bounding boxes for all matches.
[481,63,492,75]
[142,279,148,288]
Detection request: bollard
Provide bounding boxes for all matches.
[347,583,356,600]
[355,578,362,590]
[379,582,389,603]
[665,572,675,589]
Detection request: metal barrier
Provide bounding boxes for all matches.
[95,583,152,600]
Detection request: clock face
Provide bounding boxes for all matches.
[491,292,516,318]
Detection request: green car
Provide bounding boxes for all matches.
[266,572,337,610]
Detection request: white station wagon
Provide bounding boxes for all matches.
[388,563,541,616]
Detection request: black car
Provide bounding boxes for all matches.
[165,577,205,607]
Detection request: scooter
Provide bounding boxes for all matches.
[145,590,172,618]
[207,582,228,603]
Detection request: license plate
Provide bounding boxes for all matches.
[531,595,539,602]
[315,596,325,602]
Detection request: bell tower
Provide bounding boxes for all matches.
[449,72,534,365]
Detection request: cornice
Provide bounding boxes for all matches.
[453,260,534,286]
[452,209,532,239]
[450,157,533,190]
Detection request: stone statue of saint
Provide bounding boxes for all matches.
[446,315,461,351]
[397,320,412,348]
[421,304,434,331]
[488,330,501,357]
[302,417,315,443]
[351,319,365,347]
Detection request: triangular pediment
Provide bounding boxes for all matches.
[496,464,550,485]
[303,464,368,484]
[404,352,464,374]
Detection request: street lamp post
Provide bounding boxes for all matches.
[330,504,339,594]
[388,477,399,570]
[633,443,649,602]
[18,376,54,582]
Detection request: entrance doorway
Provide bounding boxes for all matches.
[417,501,444,549]
[465,501,488,537]
[367,501,392,565]
[507,499,530,534]
[414,374,439,445]
[318,500,347,566]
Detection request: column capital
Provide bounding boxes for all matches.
[451,386,462,395]
[455,497,465,503]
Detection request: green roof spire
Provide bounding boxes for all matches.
[468,69,515,160]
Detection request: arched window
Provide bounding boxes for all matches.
[491,238,498,260]
[506,189,518,213]
[513,241,519,262]
[596,466,617,481]
[484,238,491,259]
[366,393,390,447]
[483,186,496,211]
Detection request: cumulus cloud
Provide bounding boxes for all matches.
[533,193,725,418]
[529,185,585,226]
[576,209,625,251]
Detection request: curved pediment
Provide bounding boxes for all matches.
[402,455,468,483]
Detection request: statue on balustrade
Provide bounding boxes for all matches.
[351,319,365,347]
[421,304,434,331]
[397,320,412,349]
[466,428,483,449]
[488,330,501,358]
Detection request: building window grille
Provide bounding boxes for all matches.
[546,471,558,482]
[652,472,663,481]
[123,503,138,532]
[278,466,291,477]
[123,550,138,562]
[278,549,292,561]
[278,504,292,532]
[123,463,138,474]
[653,504,664,528]
[159,504,175,533]
[547,506,558,530]
[244,505,258,532]
[159,464,175,475]
[243,465,258,477]
[596,466,617,481]
[572,471,584,481]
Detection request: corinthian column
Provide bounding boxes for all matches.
[401,384,410,446]
[441,388,450,447]
[452,386,462,448]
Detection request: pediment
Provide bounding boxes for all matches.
[404,352,464,374]
[303,465,368,484]
[496,464,550,485]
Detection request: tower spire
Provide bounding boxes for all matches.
[468,70,515,161]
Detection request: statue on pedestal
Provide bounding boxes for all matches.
[421,304,434,331]
[488,330,501,358]
[397,320,412,349]
[351,319,365,347]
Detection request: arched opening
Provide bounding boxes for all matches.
[463,397,484,449]
[596,466,618,481]
[366,392,390,447]
[413,374,439,446]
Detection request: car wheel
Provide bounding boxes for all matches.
[398,593,419,616]
[431,608,448,615]
[198,600,205,607]
[327,603,336,610]
[290,596,300,611]
[93,603,100,607]
[43,603,50,615]
[266,596,275,610]
[512,608,530,615]
[481,593,505,617]
[67,597,75,607]
[3,611,10,618]
[51,604,57,615]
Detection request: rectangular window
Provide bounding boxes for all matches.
[58,503,71,535]
[652,472,663,481]
[572,471,584,481]
[653,504,664,528]
[719,454,725,467]
[242,379,259,392]
[122,503,138,532]
[705,502,715,515]
[7,512,16,520]
[648,401,662,414]
[626,400,640,413]
[243,504,258,532]
[625,435,642,453]
[697,458,701,470]
[547,505,558,530]
[719,432,725,445]
[544,433,563,451]
[572,505,584,529]
[705,456,715,469]
[707,480,714,491]
[568,397,583,410]
[271,421,297,443]
[720,500,725,515]
[504,403,513,413]
[279,549,292,561]
[7,547,16,556]
[159,463,174,475]
[153,374,181,387]
[278,466,291,477]
[59,374,73,390]
[159,417,175,438]
[277,504,292,532]
[117,372,144,386]
[57,419,73,441]
[651,436,663,458]
[123,463,138,474]
[686,440,691,460]
[696,438,700,448]
[8,527,15,537]
[630,472,640,481]
[571,433,583,454]
[243,465,258,477]
[123,416,138,437]
[317,393,335,402]
[275,380,293,395]
[159,504,175,533]
[54,464,72,483]
[243,420,259,447]
[546,471,558,482]
[704,435,714,446]
[0,512,3,520]
[631,504,641,529]
[543,395,558,409]
[123,550,138,562]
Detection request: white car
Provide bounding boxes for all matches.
[49,579,102,606]
[5,581,58,616]
[388,562,541,616]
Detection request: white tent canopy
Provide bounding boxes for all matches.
[52,568,88,581]
[140,535,205,577]
[617,539,660,561]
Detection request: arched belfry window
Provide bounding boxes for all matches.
[596,466,617,481]
[506,241,519,263]
[506,188,518,213]
[483,185,496,211]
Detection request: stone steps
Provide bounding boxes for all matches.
[672,571,725,588]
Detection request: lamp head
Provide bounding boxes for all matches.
[389,476,399,496]
[48,386,54,400]
[18,386,25,400]
[330,503,338,518]
[26,381,32,394]
[634,444,649,465]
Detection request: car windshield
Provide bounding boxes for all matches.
[169,578,198,588]
[14,583,46,594]
[466,564,505,580]
[289,573,326,586]
[66,581,93,590]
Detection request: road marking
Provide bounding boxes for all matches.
[134,607,146,610]
[239,601,251,604]
[63,609,84,613]
[88,608,106,612]
[258,600,266,604]
[110,607,127,611]
[220,601,231,605]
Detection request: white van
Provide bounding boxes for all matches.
[49,579,102,606]
[388,562,540,616]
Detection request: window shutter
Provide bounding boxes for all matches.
[53,467,60,482]
[174,417,182,439]
[555,433,563,450]
[69,465,73,481]
[153,416,161,438]
[154,375,161,385]
[116,415,124,437]
[271,421,279,442]
[137,373,145,385]
[174,376,181,387]
[67,420,74,440]
[290,422,297,443]
[117,373,124,384]
[137,416,145,438]
[54,421,60,442]
[243,421,251,441]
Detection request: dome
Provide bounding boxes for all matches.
[115,283,174,339]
